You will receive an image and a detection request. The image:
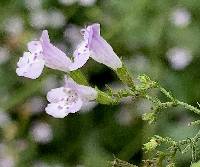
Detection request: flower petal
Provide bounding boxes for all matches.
[45,97,83,118]
[69,42,90,71]
[77,85,97,101]
[90,35,122,70]
[46,87,68,103]
[64,77,97,101]
[45,102,68,118]
[40,30,72,72]
[17,52,30,67]
[27,41,42,53]
[16,52,45,79]
[82,23,122,70]
[67,97,83,113]
[89,23,100,36]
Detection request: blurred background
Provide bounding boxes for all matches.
[0,0,200,166]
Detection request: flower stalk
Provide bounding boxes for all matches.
[116,65,135,90]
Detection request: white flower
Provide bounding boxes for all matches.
[47,10,66,28]
[45,77,97,118]
[30,10,49,29]
[26,97,45,114]
[5,17,23,36]
[58,0,76,6]
[79,0,96,6]
[167,47,192,70]
[171,8,191,27]
[74,23,122,70]
[25,0,42,10]
[31,122,53,143]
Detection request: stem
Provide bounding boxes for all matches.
[159,87,174,101]
[116,66,135,90]
[177,101,200,115]
[69,70,88,85]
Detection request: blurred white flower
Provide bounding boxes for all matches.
[0,144,15,167]
[33,161,50,167]
[58,0,76,6]
[0,156,15,167]
[116,109,132,126]
[136,99,152,114]
[133,55,150,72]
[167,47,192,70]
[48,10,66,28]
[25,0,42,10]
[125,54,150,73]
[64,24,82,50]
[4,17,23,36]
[26,97,45,114]
[0,109,11,128]
[42,75,59,93]
[0,47,10,64]
[0,143,6,154]
[58,0,96,6]
[30,10,49,29]
[31,122,53,144]
[33,161,64,167]
[79,0,96,6]
[171,8,191,27]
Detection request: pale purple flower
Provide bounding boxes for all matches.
[166,47,192,70]
[16,30,85,79]
[31,122,53,143]
[40,30,72,71]
[45,77,97,118]
[75,23,122,70]
[16,51,45,79]
[171,8,191,27]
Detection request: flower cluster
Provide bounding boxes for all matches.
[16,23,122,118]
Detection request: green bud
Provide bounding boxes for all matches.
[143,138,158,152]
[166,163,175,167]
[142,112,156,124]
[137,74,157,90]
[110,158,137,167]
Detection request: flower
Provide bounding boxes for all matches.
[166,47,192,70]
[170,8,191,27]
[40,30,72,71]
[45,77,97,118]
[16,51,45,79]
[16,30,86,79]
[31,121,53,143]
[75,23,122,70]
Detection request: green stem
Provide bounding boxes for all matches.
[69,70,88,85]
[177,101,200,115]
[116,66,135,90]
[159,86,174,101]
